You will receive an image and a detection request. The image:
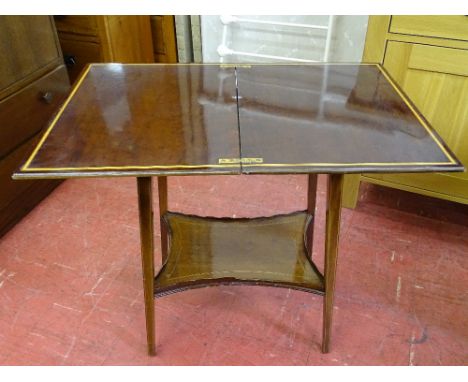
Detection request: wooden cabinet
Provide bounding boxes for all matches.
[0,16,70,237]
[343,16,468,208]
[0,17,62,98]
[54,16,154,82]
[150,16,178,63]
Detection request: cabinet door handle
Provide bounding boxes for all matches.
[40,91,54,104]
[64,54,77,67]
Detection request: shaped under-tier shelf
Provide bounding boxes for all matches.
[154,211,324,297]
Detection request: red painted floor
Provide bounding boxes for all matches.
[0,175,467,365]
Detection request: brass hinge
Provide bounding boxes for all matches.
[220,64,252,69]
[218,157,263,164]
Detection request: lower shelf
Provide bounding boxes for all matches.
[154,211,324,297]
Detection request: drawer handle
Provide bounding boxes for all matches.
[41,92,54,104]
[64,54,77,67]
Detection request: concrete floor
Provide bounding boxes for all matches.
[0,175,466,365]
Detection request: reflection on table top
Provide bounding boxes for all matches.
[237,64,461,174]
[14,63,463,179]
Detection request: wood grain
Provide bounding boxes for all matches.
[306,174,318,259]
[158,177,168,263]
[361,16,391,63]
[322,173,344,353]
[154,211,324,297]
[137,177,156,356]
[0,16,62,99]
[14,63,463,179]
[54,16,98,38]
[390,16,468,41]
[151,16,178,63]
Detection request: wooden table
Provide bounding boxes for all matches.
[13,63,463,356]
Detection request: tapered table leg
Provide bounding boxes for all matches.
[137,177,156,356]
[322,173,344,353]
[158,177,168,262]
[306,174,318,259]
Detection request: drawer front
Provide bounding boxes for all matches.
[59,38,101,83]
[0,132,42,210]
[54,16,98,37]
[390,16,468,41]
[0,16,61,95]
[0,65,70,159]
[407,44,468,77]
[0,130,61,236]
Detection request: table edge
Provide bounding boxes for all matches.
[15,62,464,178]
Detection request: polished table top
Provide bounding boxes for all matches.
[14,63,463,179]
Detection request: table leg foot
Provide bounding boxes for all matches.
[147,344,156,356]
[321,174,343,354]
[321,342,330,354]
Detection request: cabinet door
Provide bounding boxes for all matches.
[0,16,61,96]
[369,41,468,201]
